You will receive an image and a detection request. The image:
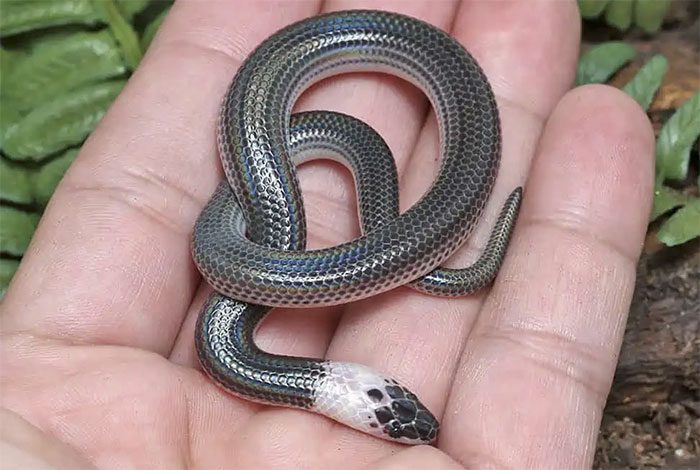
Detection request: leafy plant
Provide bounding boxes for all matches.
[578,0,671,33]
[577,42,700,247]
[576,42,636,85]
[0,0,171,294]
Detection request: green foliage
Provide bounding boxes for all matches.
[33,148,79,206]
[98,0,143,70]
[0,98,24,148]
[634,0,670,33]
[576,42,636,86]
[657,198,700,246]
[576,39,700,248]
[0,158,33,204]
[651,185,688,222]
[622,54,667,111]
[115,0,150,20]
[0,207,40,256]
[578,0,670,33]
[141,7,169,51]
[0,259,21,297]
[579,0,611,19]
[0,47,25,73]
[0,0,151,37]
[656,91,700,182]
[3,80,125,160]
[2,30,126,112]
[0,0,101,37]
[652,92,700,246]
[0,0,171,296]
[604,0,634,31]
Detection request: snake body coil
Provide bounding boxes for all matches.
[192,10,521,444]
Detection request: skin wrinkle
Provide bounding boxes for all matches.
[125,163,211,224]
[13,219,180,348]
[496,92,551,125]
[471,325,615,405]
[460,374,589,470]
[231,409,313,469]
[0,409,96,470]
[156,38,244,79]
[46,357,187,468]
[66,167,206,239]
[334,296,458,386]
[8,348,108,441]
[169,284,214,364]
[177,378,193,469]
[522,214,642,265]
[187,376,260,468]
[489,230,635,351]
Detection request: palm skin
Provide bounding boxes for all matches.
[0,1,654,469]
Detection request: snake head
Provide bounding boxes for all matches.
[312,362,439,445]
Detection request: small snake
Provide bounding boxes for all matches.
[192,10,521,445]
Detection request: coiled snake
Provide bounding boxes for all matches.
[192,10,521,445]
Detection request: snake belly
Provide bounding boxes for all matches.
[192,10,521,445]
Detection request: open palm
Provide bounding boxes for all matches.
[1,1,654,468]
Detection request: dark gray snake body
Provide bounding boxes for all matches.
[192,10,521,444]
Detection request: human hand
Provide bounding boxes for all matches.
[0,1,654,468]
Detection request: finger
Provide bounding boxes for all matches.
[441,85,655,467]
[1,1,322,352]
[324,0,580,445]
